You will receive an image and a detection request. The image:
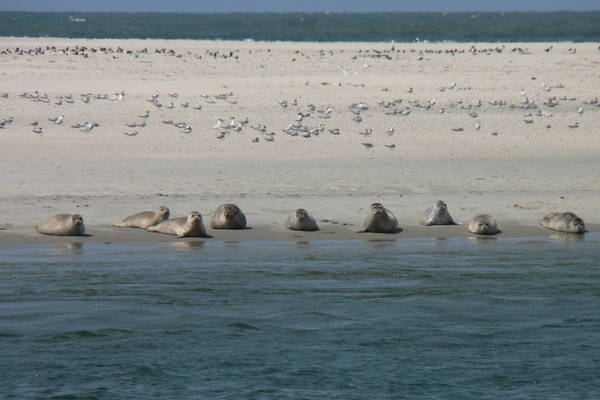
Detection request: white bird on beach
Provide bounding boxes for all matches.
[139,111,150,118]
[80,122,98,132]
[213,119,224,129]
[49,115,64,125]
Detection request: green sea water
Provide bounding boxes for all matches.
[1,237,599,399]
[1,11,600,42]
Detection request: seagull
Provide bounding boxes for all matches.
[264,136,275,142]
[386,128,395,136]
[568,122,579,128]
[32,127,43,134]
[359,128,372,136]
[384,144,396,149]
[139,111,150,118]
[451,128,464,132]
[577,107,584,114]
[49,115,64,124]
[362,142,374,149]
[183,126,192,134]
[279,100,288,108]
[80,122,98,132]
[474,121,481,130]
[213,119,224,129]
[123,130,139,136]
[252,137,259,143]
[30,121,39,126]
[329,128,340,135]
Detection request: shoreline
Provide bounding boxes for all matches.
[1,223,598,247]
[1,38,599,244]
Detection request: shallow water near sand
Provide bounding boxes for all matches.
[1,236,599,399]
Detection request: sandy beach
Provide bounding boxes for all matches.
[0,37,598,244]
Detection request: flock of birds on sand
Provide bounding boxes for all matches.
[0,83,596,150]
[1,42,598,148]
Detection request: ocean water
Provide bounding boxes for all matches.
[1,237,599,399]
[1,11,600,42]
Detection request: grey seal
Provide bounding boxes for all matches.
[112,206,170,229]
[541,212,586,234]
[468,214,501,235]
[210,204,247,229]
[286,208,319,231]
[358,203,401,233]
[147,211,210,238]
[36,213,85,236]
[420,200,456,225]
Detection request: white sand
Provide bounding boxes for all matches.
[0,38,598,242]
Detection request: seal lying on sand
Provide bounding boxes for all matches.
[36,213,85,236]
[420,200,456,225]
[112,206,170,229]
[147,211,210,238]
[358,203,400,233]
[210,204,247,229]
[541,212,586,234]
[286,208,319,231]
[468,214,501,235]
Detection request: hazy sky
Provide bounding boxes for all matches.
[1,0,599,12]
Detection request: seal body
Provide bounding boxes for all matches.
[468,214,500,235]
[420,200,456,225]
[358,203,400,233]
[113,206,170,229]
[210,204,247,229]
[147,211,210,238]
[286,209,319,231]
[36,213,85,236]
[541,212,586,234]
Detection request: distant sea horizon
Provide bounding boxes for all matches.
[1,11,600,42]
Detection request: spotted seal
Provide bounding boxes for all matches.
[210,204,247,229]
[358,203,400,233]
[541,212,586,234]
[468,214,501,235]
[112,206,170,229]
[420,200,456,225]
[36,213,85,236]
[147,211,210,238]
[286,208,319,231]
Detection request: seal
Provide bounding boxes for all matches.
[286,208,319,231]
[358,203,400,233]
[36,213,85,236]
[541,212,586,234]
[420,200,456,225]
[112,206,170,229]
[147,211,210,238]
[210,204,247,229]
[468,214,501,235]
